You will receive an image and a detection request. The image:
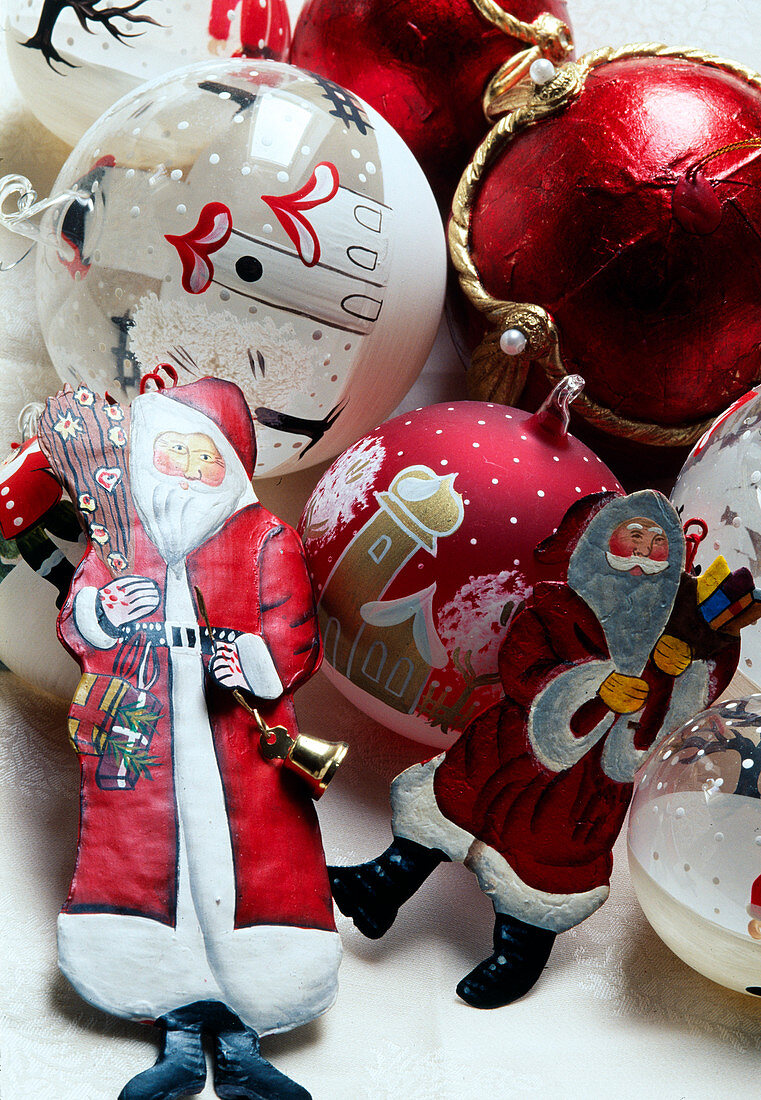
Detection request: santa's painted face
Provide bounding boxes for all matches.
[153,432,226,488]
[749,918,761,941]
[605,517,670,576]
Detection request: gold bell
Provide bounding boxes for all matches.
[279,730,349,800]
[242,693,348,800]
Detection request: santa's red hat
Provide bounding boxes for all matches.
[534,490,623,567]
[747,874,761,920]
[167,376,257,478]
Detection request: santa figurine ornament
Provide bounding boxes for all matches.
[4,369,346,1100]
[449,44,761,477]
[331,489,761,1008]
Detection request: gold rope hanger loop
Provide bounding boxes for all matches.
[449,42,761,448]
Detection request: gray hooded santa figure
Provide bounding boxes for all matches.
[25,373,341,1100]
[331,489,758,1009]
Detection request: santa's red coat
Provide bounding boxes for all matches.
[432,582,739,897]
[57,503,335,933]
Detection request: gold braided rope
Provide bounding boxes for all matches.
[449,42,761,447]
[470,0,571,53]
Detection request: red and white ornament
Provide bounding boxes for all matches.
[299,377,621,749]
[290,0,573,199]
[0,60,446,478]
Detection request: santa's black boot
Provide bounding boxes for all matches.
[329,836,448,939]
[456,911,556,1009]
[212,1016,311,1100]
[118,1006,206,1100]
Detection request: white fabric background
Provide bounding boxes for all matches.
[2,2,761,1098]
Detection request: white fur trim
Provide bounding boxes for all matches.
[390,756,609,933]
[528,659,617,772]
[466,842,609,933]
[238,633,283,699]
[57,913,341,1034]
[72,586,118,650]
[205,923,342,1036]
[390,756,473,861]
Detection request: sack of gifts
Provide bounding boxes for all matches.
[68,672,161,790]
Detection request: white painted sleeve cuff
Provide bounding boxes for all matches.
[237,633,283,699]
[72,587,118,650]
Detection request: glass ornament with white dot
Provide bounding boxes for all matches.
[672,388,761,694]
[298,377,620,748]
[4,0,292,145]
[628,695,761,997]
[0,59,445,480]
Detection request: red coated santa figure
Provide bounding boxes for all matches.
[25,375,340,1100]
[748,875,761,941]
[331,489,760,1008]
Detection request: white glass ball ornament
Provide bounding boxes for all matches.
[671,388,761,690]
[0,60,446,478]
[628,696,761,998]
[4,0,291,146]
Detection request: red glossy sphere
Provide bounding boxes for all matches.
[298,393,620,748]
[470,56,761,434]
[290,0,572,199]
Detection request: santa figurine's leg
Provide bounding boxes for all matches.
[329,837,449,938]
[210,1006,311,1100]
[118,1004,206,1100]
[456,908,556,1009]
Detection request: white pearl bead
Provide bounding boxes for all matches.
[530,58,556,86]
[499,328,527,356]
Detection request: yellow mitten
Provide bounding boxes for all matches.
[652,634,692,676]
[598,671,649,714]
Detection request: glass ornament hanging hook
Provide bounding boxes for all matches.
[0,173,92,266]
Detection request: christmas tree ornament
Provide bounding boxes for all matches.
[329,490,761,1009]
[3,372,345,1099]
[628,696,761,998]
[299,376,621,749]
[290,0,573,199]
[0,59,446,477]
[671,387,761,691]
[449,44,761,475]
[0,411,82,696]
[5,0,291,146]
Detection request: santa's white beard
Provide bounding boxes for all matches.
[137,476,242,565]
[605,551,670,575]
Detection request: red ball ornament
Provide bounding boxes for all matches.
[290,0,573,199]
[450,46,761,478]
[298,378,621,749]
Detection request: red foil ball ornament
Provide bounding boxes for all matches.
[450,46,761,478]
[290,0,573,200]
[298,378,620,749]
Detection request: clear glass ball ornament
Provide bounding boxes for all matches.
[0,59,446,478]
[628,696,761,998]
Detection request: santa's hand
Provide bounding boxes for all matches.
[209,634,283,699]
[598,671,649,714]
[652,634,692,676]
[210,641,249,691]
[97,577,160,632]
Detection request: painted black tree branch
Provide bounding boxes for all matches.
[23,0,159,70]
[679,722,761,799]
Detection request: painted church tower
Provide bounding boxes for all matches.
[317,465,464,714]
